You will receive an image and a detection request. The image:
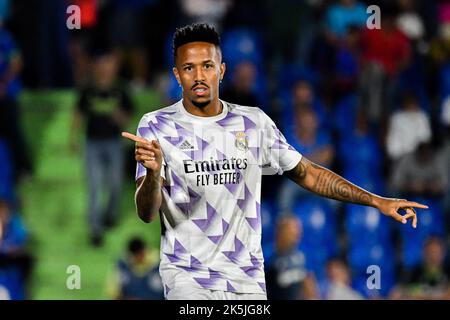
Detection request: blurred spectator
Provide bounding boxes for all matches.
[359,8,412,122]
[221,60,259,107]
[390,142,448,198]
[108,0,159,90]
[0,23,33,186]
[0,198,34,300]
[278,106,334,213]
[266,0,321,65]
[222,0,266,31]
[106,236,164,300]
[0,0,10,22]
[333,25,360,99]
[391,236,450,299]
[338,108,383,179]
[396,0,425,43]
[35,0,73,87]
[290,106,334,166]
[266,215,318,300]
[176,0,232,31]
[386,93,431,161]
[71,48,134,247]
[325,0,367,43]
[319,258,364,300]
[281,79,329,152]
[68,0,99,87]
[428,2,450,66]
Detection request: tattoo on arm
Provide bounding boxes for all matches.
[135,174,162,222]
[287,159,307,181]
[285,157,374,206]
[310,163,373,206]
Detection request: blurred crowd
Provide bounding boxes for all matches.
[1,0,450,299]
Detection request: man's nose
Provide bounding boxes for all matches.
[194,67,206,82]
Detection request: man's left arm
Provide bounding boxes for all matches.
[284,157,428,228]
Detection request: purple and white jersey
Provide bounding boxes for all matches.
[135,100,302,295]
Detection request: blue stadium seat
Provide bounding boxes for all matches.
[399,197,445,269]
[163,31,175,68]
[337,131,382,178]
[221,28,264,69]
[345,205,391,247]
[221,28,268,108]
[333,94,358,135]
[348,241,395,274]
[346,170,385,196]
[396,57,431,112]
[165,72,182,103]
[292,197,338,280]
[261,200,278,264]
[277,64,320,91]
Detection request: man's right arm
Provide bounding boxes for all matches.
[135,174,163,223]
[122,131,164,223]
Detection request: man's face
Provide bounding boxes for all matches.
[424,240,444,267]
[293,81,313,105]
[173,42,225,108]
[276,217,301,251]
[93,53,119,86]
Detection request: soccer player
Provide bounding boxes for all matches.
[122,23,428,300]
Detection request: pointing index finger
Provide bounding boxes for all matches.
[121,132,149,144]
[401,201,429,209]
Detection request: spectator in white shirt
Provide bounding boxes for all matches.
[386,94,431,161]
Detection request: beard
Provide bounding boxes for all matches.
[191,99,210,109]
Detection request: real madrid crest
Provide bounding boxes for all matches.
[235,132,248,151]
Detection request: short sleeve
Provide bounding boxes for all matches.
[135,114,166,181]
[260,109,302,175]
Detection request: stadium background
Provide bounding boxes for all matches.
[0,0,449,299]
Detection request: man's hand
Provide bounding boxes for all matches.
[121,132,162,177]
[285,157,430,229]
[375,198,428,228]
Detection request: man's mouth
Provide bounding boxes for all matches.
[192,86,208,96]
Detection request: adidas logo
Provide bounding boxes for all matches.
[179,140,194,150]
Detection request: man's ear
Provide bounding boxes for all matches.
[220,62,226,81]
[173,67,181,86]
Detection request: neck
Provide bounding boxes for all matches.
[182,97,222,117]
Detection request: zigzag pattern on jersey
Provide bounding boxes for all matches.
[148,106,267,288]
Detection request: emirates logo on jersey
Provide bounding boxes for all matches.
[235,132,248,151]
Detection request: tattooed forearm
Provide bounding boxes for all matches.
[310,163,373,206]
[285,158,376,207]
[135,174,162,223]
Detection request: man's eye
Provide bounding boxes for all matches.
[204,64,212,69]
[184,66,192,71]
